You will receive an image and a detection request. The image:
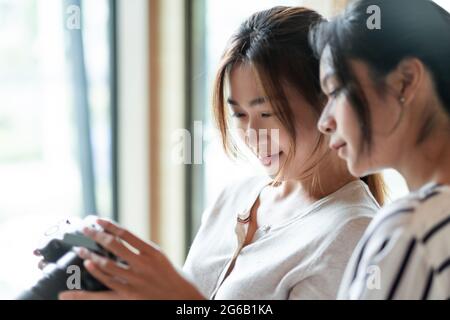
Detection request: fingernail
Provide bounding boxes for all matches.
[38,260,47,270]
[84,259,93,269]
[77,247,88,258]
[83,227,95,236]
[96,219,107,226]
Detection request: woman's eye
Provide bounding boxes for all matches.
[261,113,272,118]
[232,112,246,118]
[328,88,341,98]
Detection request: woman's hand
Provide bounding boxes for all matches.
[58,219,205,300]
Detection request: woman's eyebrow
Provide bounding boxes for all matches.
[227,97,267,107]
[226,98,239,106]
[249,97,267,107]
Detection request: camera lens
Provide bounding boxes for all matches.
[17,251,108,300]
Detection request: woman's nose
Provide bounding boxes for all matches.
[245,121,267,153]
[245,127,261,153]
[318,110,336,135]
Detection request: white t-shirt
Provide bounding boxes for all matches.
[182,176,379,300]
[338,183,450,300]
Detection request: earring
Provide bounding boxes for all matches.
[399,96,406,104]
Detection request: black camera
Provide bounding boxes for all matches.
[17,216,115,300]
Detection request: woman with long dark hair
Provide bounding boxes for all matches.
[311,0,450,299]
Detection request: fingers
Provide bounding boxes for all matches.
[34,249,47,270]
[82,227,137,264]
[96,219,158,255]
[38,259,48,270]
[59,290,121,300]
[82,259,133,294]
[77,248,139,286]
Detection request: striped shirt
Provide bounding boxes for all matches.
[338,183,450,300]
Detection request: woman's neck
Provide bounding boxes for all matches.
[272,151,358,203]
[397,126,450,191]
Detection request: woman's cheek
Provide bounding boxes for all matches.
[339,101,359,142]
[231,120,248,141]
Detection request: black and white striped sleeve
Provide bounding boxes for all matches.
[344,229,432,300]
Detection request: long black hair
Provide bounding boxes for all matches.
[309,0,450,147]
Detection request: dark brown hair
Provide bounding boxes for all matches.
[310,0,450,148]
[213,6,387,205]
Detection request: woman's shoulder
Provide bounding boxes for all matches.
[357,183,450,267]
[369,183,450,238]
[339,184,450,299]
[294,181,378,258]
[313,180,379,223]
[338,179,381,210]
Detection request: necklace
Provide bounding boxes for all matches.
[270,180,282,187]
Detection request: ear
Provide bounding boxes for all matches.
[385,58,425,105]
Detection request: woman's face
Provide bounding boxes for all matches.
[227,63,323,180]
[317,46,411,177]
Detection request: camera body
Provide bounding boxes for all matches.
[18,216,114,300]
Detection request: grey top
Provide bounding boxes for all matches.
[183,176,379,300]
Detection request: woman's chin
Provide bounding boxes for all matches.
[264,167,281,178]
[347,160,369,178]
[264,165,290,181]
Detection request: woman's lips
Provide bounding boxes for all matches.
[330,141,347,158]
[259,151,282,166]
[330,142,346,151]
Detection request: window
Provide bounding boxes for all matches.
[0,0,115,298]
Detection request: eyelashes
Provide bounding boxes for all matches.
[231,112,274,118]
[328,87,343,99]
[231,112,246,118]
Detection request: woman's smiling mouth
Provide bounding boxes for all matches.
[258,151,283,166]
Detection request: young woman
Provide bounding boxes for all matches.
[310,0,450,299]
[59,7,386,300]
